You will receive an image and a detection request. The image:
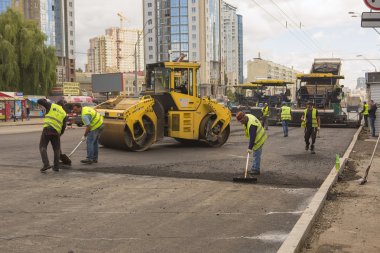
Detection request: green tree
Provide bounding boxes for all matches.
[226,88,236,102]
[0,9,57,95]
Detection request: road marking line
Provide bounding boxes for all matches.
[266,211,303,215]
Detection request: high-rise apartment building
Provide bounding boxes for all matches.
[143,0,226,97]
[237,14,243,84]
[86,27,144,74]
[222,2,238,91]
[0,0,76,83]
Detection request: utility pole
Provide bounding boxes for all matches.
[134,31,141,95]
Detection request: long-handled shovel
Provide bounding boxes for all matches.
[233,152,258,183]
[60,139,86,166]
[358,134,380,185]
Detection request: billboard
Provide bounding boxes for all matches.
[63,82,80,95]
[92,73,124,93]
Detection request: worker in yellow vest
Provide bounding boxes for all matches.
[72,103,104,164]
[280,101,292,137]
[361,101,369,127]
[301,101,320,154]
[261,102,270,130]
[236,111,267,175]
[38,99,67,172]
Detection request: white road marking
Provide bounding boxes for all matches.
[266,211,303,215]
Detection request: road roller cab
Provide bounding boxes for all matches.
[96,62,231,151]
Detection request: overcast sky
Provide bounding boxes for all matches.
[75,0,379,89]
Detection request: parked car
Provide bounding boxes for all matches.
[63,102,96,127]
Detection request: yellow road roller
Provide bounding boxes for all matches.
[95,61,231,151]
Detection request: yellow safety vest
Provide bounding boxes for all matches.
[43,103,66,134]
[262,106,269,117]
[301,108,317,128]
[81,106,103,131]
[244,114,267,151]
[363,104,369,115]
[281,106,292,121]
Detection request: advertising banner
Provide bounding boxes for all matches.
[63,82,80,96]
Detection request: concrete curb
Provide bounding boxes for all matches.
[0,120,43,127]
[277,126,363,253]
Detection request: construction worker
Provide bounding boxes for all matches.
[361,101,369,127]
[280,101,292,137]
[38,99,67,172]
[261,102,269,130]
[301,101,320,154]
[368,100,378,137]
[72,103,104,164]
[236,111,267,175]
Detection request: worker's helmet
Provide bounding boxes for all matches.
[236,111,245,121]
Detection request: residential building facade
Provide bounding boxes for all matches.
[247,57,302,101]
[87,27,144,74]
[222,2,238,91]
[237,14,243,84]
[143,0,227,98]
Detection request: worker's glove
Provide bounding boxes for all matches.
[81,136,87,142]
[247,149,253,154]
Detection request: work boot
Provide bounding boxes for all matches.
[310,145,315,154]
[249,170,260,176]
[40,165,52,172]
[81,159,93,164]
[52,166,60,172]
[305,144,309,151]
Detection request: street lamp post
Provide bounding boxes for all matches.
[357,54,378,72]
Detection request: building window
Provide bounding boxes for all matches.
[192,7,196,13]
[70,31,73,36]
[149,55,153,60]
[192,34,196,39]
[148,19,152,25]
[192,0,196,3]
[69,1,72,7]
[69,11,72,17]
[192,25,196,31]
[148,2,152,7]
[70,40,73,45]
[148,11,152,16]
[192,52,197,58]
[148,29,152,33]
[192,16,196,21]
[70,21,73,26]
[149,46,153,50]
[148,37,153,42]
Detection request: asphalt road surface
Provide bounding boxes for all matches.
[0,122,357,253]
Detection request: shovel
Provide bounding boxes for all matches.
[60,139,86,166]
[358,134,380,185]
[233,152,258,183]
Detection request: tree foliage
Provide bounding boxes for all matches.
[0,9,57,95]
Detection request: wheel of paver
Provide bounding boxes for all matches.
[199,114,230,147]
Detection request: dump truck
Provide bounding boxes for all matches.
[95,61,231,151]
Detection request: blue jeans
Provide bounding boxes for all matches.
[282,120,289,136]
[251,146,263,172]
[86,126,103,160]
[370,117,376,137]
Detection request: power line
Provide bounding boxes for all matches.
[267,0,324,52]
[249,0,317,53]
